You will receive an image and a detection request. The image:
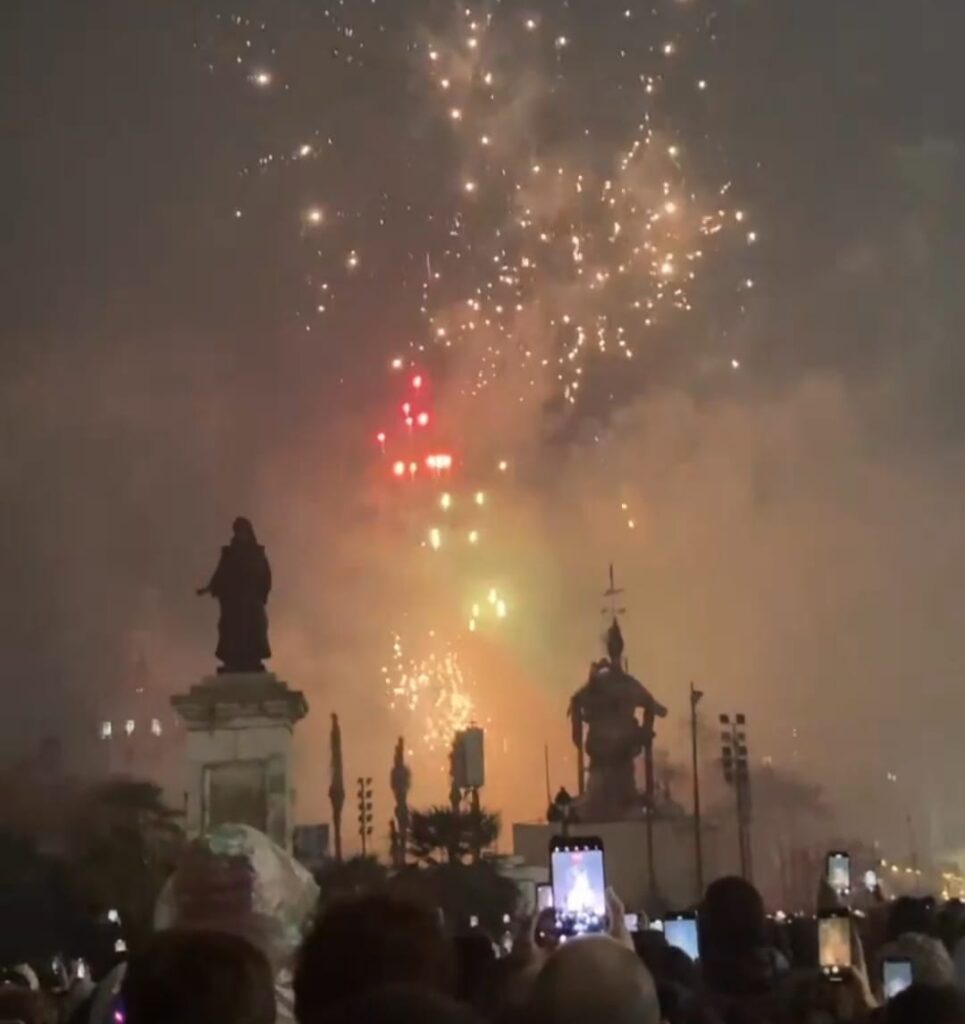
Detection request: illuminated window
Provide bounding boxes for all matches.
[125,719,135,736]
[100,721,112,740]
[151,718,162,737]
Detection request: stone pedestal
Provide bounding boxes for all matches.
[171,672,308,851]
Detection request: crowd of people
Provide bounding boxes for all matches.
[4,854,965,1024]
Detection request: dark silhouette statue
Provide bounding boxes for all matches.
[568,618,667,821]
[197,517,272,673]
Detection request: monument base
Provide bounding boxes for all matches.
[513,817,721,913]
[171,672,308,851]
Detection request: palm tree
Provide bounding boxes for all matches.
[407,806,500,866]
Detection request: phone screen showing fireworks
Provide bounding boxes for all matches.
[550,836,606,936]
[664,914,699,961]
[826,851,850,895]
[818,911,852,976]
[883,958,913,1000]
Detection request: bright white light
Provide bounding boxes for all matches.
[428,528,442,551]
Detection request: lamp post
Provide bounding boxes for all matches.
[357,776,373,856]
[690,683,705,899]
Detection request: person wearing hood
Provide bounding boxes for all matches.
[697,877,788,1023]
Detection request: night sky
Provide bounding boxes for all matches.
[1,0,962,855]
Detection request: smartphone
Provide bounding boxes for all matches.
[664,912,700,961]
[536,882,554,911]
[516,879,537,917]
[549,835,607,936]
[625,913,640,932]
[826,850,851,896]
[818,909,852,979]
[882,957,913,1000]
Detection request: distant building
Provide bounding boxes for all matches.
[97,651,181,796]
[293,824,331,874]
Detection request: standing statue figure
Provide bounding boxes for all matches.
[197,517,272,673]
[568,618,667,822]
[390,737,411,869]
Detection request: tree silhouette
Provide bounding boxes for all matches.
[67,779,183,949]
[392,860,518,936]
[407,806,501,866]
[315,854,388,908]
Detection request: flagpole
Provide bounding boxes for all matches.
[690,682,705,900]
